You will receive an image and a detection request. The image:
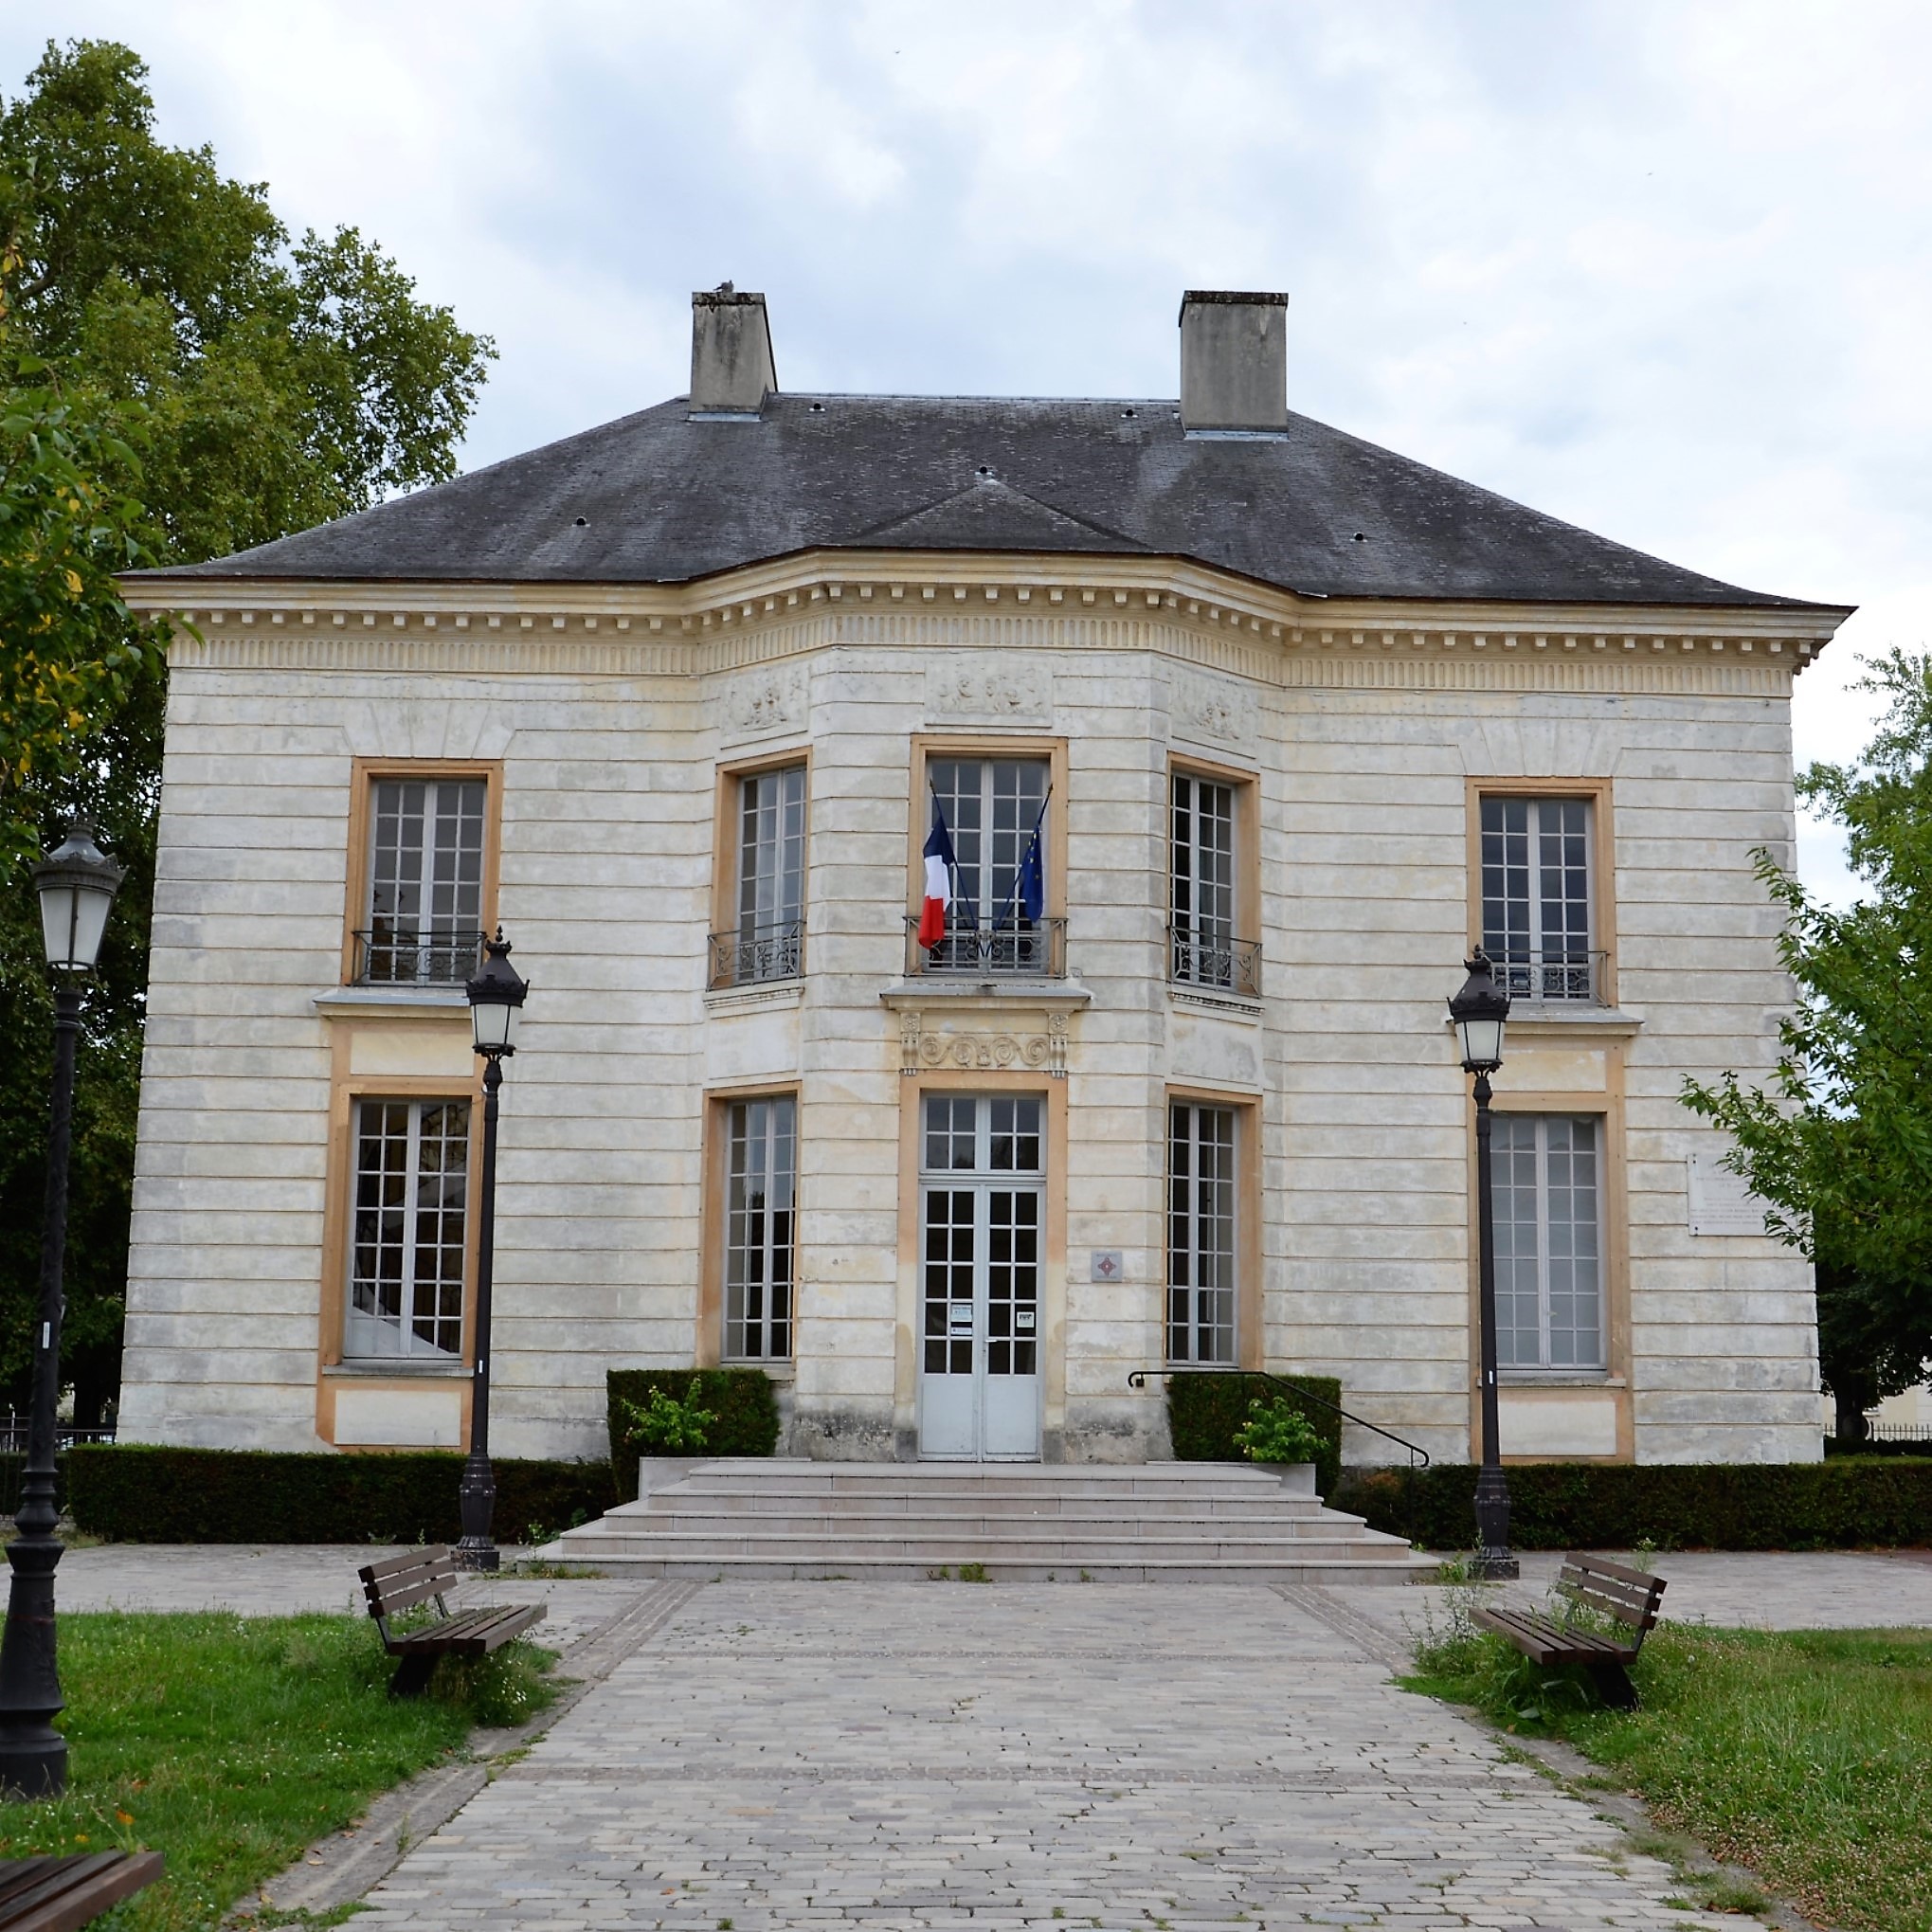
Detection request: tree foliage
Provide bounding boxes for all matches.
[0,38,493,1418]
[1684,647,1932,1436]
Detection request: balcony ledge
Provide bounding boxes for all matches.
[879,977,1092,1011]
[315,984,469,1019]
[1445,1003,1642,1038]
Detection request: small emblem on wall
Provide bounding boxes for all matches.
[1090,1250,1125,1282]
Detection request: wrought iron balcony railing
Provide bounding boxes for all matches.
[906,916,1067,979]
[1489,948,1610,1004]
[352,927,486,986]
[1167,925,1262,998]
[709,918,805,990]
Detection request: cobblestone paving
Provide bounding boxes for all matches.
[356,1581,1747,1932]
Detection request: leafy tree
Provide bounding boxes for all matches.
[1685,647,1932,1442]
[0,38,493,1421]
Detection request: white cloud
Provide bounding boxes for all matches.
[7,0,1928,902]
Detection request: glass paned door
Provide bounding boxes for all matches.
[918,1093,1043,1459]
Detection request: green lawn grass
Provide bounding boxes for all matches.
[0,1613,557,1932]
[1407,1616,1932,1932]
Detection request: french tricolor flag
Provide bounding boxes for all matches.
[918,806,957,949]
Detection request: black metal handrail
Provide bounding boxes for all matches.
[1167,925,1261,998]
[1128,1367,1431,1468]
[906,914,1066,979]
[352,927,486,986]
[1487,947,1609,1004]
[709,918,804,990]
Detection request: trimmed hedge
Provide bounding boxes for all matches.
[0,1453,67,1519]
[65,1446,615,1544]
[606,1368,781,1500]
[1165,1372,1344,1497]
[1331,1456,1932,1551]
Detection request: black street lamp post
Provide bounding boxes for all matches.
[0,820,124,1798]
[457,929,528,1573]
[1448,948,1518,1582]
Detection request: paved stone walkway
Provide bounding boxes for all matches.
[356,1580,1746,1931]
[46,1545,1930,1928]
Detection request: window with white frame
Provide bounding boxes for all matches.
[1479,795,1597,1001]
[723,766,805,985]
[1491,1113,1604,1369]
[1167,1101,1238,1364]
[723,1095,796,1361]
[924,756,1052,972]
[347,1098,470,1361]
[1171,772,1256,993]
[363,777,487,984]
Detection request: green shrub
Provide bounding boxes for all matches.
[605,1368,780,1499]
[1233,1397,1326,1466]
[622,1384,718,1453]
[1333,1455,1932,1551]
[0,1452,67,1518]
[64,1446,614,1544]
[1165,1372,1343,1495]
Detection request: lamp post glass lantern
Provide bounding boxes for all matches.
[1448,948,1518,1581]
[459,929,528,1572]
[0,819,124,1798]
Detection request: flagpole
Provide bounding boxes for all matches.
[994,786,1053,931]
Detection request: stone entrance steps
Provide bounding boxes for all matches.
[547,1458,1437,1583]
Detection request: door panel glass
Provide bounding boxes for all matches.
[923,1188,975,1375]
[917,1092,1045,1455]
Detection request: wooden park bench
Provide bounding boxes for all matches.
[357,1544,546,1698]
[1472,1553,1668,1708]
[0,1851,163,1932]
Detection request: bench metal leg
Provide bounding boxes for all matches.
[1589,1661,1638,1710]
[388,1652,438,1699]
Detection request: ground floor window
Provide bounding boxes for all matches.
[1167,1101,1237,1364]
[1492,1112,1603,1368]
[347,1097,469,1360]
[724,1095,796,1361]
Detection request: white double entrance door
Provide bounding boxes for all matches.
[917,1092,1043,1461]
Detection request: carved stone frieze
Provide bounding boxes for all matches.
[720,667,806,743]
[926,659,1053,728]
[898,1011,1068,1078]
[1171,665,1258,751]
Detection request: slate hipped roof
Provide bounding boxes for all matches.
[138,392,1833,611]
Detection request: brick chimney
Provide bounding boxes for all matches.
[1178,291,1288,433]
[689,283,777,417]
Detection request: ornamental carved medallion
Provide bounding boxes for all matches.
[899,1013,1069,1078]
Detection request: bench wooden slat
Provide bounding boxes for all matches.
[359,1544,455,1586]
[0,1851,164,1932]
[363,1571,453,1618]
[386,1603,545,1655]
[1562,1552,1665,1590]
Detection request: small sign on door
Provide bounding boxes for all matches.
[1015,1308,1037,1332]
[1090,1250,1125,1282]
[948,1303,974,1330]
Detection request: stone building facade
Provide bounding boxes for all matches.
[117,289,1850,1468]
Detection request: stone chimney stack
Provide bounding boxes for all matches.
[1178,291,1288,433]
[689,283,777,416]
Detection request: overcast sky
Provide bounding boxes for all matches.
[8,0,1926,901]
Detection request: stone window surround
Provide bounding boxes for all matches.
[1475,1066,1634,1464]
[710,745,811,988]
[1164,1083,1264,1374]
[1464,774,1617,1009]
[1167,749,1261,996]
[696,1078,800,1369]
[313,1007,484,1448]
[341,755,502,989]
